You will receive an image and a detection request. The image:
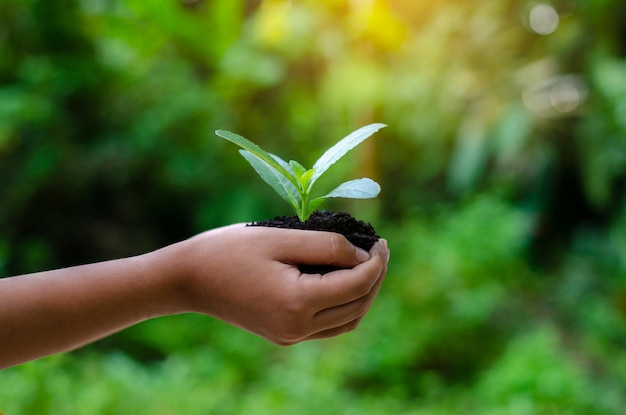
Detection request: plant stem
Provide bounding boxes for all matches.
[299,192,310,222]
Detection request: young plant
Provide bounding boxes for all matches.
[215,123,386,222]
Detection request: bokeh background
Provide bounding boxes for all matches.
[2,0,626,413]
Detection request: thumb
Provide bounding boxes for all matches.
[275,230,370,268]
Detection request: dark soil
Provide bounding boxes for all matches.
[249,210,379,274]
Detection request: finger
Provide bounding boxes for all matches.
[304,255,387,341]
[300,239,389,310]
[311,250,387,330]
[254,228,371,267]
[301,315,365,341]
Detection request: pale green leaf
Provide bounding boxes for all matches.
[216,129,297,187]
[319,178,381,199]
[239,150,301,211]
[310,123,386,187]
[308,178,381,219]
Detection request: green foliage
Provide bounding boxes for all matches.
[216,124,385,221]
[2,0,626,413]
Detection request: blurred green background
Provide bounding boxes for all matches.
[1,0,626,413]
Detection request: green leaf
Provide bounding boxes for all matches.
[271,153,298,180]
[299,169,316,191]
[275,155,308,193]
[215,129,296,186]
[319,178,381,199]
[239,150,301,211]
[308,178,380,219]
[288,160,308,177]
[310,123,386,187]
[287,160,312,192]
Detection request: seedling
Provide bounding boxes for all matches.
[215,123,386,222]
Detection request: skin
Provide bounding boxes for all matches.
[0,224,389,369]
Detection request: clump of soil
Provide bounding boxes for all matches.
[249,210,379,274]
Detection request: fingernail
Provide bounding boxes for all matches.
[356,247,370,262]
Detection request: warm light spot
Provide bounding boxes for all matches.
[529,4,559,35]
[255,0,292,46]
[348,0,407,51]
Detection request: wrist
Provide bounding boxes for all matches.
[140,243,195,317]
[144,232,219,317]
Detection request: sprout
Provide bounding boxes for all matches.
[216,123,386,221]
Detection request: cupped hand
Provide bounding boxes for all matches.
[169,224,390,345]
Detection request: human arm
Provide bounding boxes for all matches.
[0,224,389,369]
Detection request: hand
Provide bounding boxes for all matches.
[166,224,390,345]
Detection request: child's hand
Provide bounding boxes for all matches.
[167,225,390,345]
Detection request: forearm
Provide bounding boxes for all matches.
[0,249,184,369]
